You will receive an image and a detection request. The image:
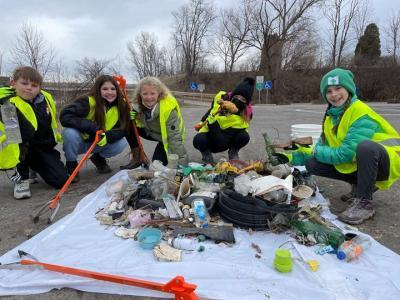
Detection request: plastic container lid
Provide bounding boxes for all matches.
[137,228,162,250]
[336,250,346,260]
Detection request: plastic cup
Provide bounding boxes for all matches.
[167,154,179,169]
[274,249,293,273]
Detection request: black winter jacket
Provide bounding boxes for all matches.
[60,96,125,143]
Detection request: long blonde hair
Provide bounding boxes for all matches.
[133,77,170,112]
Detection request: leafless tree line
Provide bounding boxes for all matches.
[2,0,400,83]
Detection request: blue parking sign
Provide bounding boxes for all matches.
[190,82,198,91]
[264,80,272,89]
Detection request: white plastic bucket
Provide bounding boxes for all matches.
[291,124,322,145]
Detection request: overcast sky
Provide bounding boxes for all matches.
[0,0,399,81]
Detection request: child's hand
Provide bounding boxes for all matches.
[97,133,107,147]
[207,114,217,124]
[129,110,138,120]
[194,122,203,131]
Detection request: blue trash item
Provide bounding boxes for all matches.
[137,228,162,249]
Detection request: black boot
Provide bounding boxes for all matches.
[201,150,214,164]
[228,148,239,160]
[66,161,80,183]
[90,153,112,174]
[120,147,142,170]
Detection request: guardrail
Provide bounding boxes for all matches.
[172,91,214,104]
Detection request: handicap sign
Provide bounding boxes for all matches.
[190,82,198,91]
[264,80,272,89]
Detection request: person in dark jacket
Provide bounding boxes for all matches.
[283,68,400,225]
[193,77,255,163]
[60,75,131,180]
[0,66,68,200]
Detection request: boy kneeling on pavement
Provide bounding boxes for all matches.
[0,66,68,200]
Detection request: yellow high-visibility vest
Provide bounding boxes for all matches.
[324,100,400,189]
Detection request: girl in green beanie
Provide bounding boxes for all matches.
[293,68,400,225]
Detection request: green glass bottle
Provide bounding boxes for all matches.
[290,220,345,249]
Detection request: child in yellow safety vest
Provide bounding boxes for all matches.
[193,77,255,164]
[60,75,131,180]
[282,68,400,225]
[120,76,188,168]
[0,66,68,200]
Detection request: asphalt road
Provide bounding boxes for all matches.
[1,102,400,299]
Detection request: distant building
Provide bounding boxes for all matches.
[0,76,10,86]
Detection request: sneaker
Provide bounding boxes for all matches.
[90,153,112,174]
[338,198,375,225]
[228,148,239,160]
[66,161,80,183]
[201,150,214,164]
[14,180,31,200]
[340,185,378,202]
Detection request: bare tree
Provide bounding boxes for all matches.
[49,59,71,106]
[212,2,252,72]
[172,0,216,75]
[385,10,400,65]
[352,0,371,40]
[74,57,112,93]
[108,55,125,77]
[281,24,320,70]
[10,22,56,78]
[324,0,360,67]
[247,0,321,79]
[127,32,167,79]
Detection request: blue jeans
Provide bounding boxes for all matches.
[62,128,127,162]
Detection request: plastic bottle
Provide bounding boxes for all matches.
[1,101,22,145]
[168,237,205,251]
[336,235,372,262]
[290,220,345,249]
[150,160,176,178]
[192,198,210,228]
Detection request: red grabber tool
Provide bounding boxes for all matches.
[32,130,104,224]
[0,250,199,300]
[113,75,149,166]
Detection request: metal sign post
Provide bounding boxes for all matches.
[264,80,272,104]
[256,76,264,104]
[198,84,205,101]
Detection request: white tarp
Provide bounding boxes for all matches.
[1,171,400,299]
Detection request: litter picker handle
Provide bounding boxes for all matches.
[49,130,104,210]
[113,75,148,164]
[20,259,198,299]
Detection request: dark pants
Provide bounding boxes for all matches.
[193,128,250,153]
[305,140,390,199]
[129,128,168,166]
[17,146,68,189]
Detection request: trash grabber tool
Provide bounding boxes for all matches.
[113,75,148,166]
[32,130,104,224]
[0,250,199,300]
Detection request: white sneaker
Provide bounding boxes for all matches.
[14,180,31,200]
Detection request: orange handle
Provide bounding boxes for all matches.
[113,75,148,164]
[20,259,198,299]
[49,130,104,209]
[194,107,222,131]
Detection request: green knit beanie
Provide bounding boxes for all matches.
[320,68,357,102]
